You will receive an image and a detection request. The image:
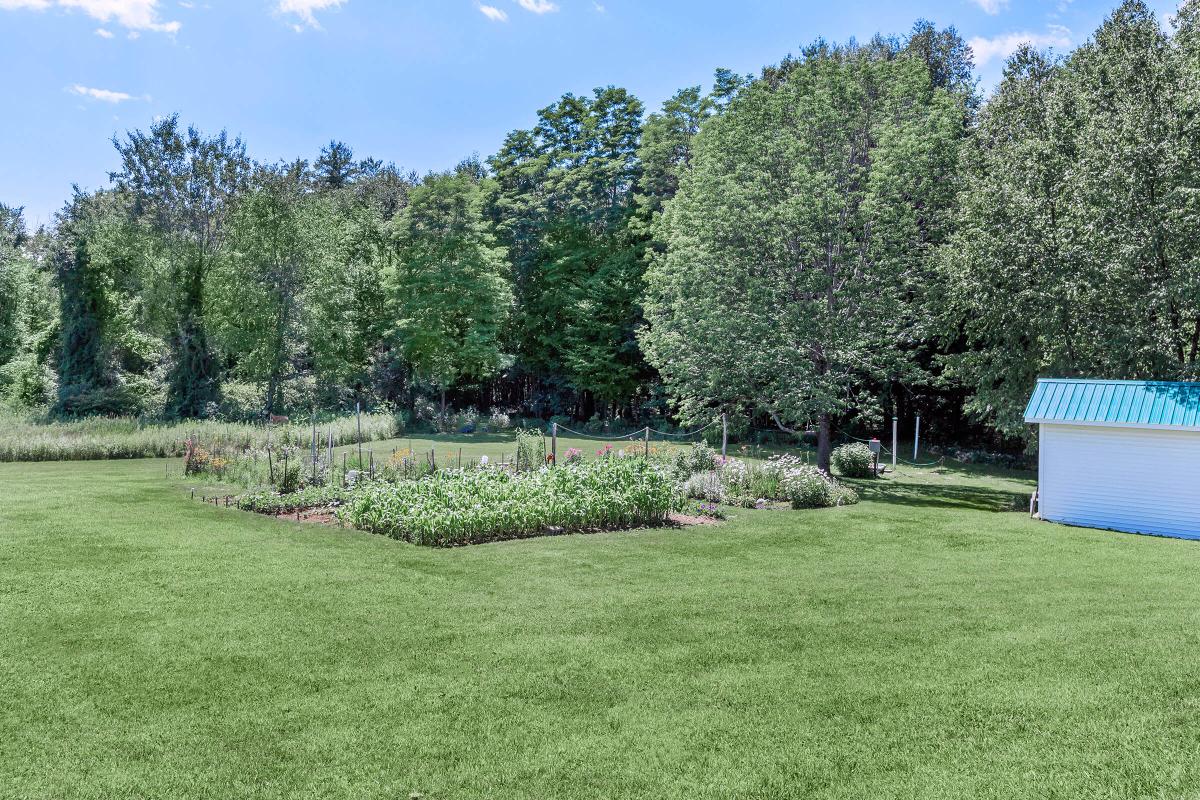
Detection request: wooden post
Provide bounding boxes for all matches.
[458,448,462,469]
[342,453,347,486]
[356,401,363,468]
[913,415,921,461]
[311,412,318,485]
[721,413,728,460]
[644,426,650,459]
[551,422,558,466]
[369,450,374,479]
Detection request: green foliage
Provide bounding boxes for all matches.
[237,484,348,514]
[488,87,651,410]
[780,465,859,509]
[642,43,963,470]
[340,458,679,546]
[672,441,719,481]
[110,115,251,419]
[513,427,545,471]
[940,1,1200,438]
[831,443,875,478]
[391,169,512,396]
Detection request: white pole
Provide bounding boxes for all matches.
[913,415,921,461]
[891,416,898,469]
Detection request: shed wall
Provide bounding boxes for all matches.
[1040,423,1200,539]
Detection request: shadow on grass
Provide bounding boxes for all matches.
[854,480,1032,513]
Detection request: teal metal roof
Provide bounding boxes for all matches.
[1024,379,1200,428]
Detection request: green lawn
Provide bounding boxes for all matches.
[4,452,1200,798]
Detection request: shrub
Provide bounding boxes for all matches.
[779,465,859,509]
[514,428,544,471]
[673,441,718,481]
[831,443,874,478]
[237,484,348,514]
[486,408,513,431]
[339,458,680,546]
[682,470,726,503]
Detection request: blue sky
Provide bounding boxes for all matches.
[0,0,1180,227]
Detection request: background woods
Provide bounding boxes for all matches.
[1,2,1196,452]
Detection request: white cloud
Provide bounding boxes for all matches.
[59,0,179,32]
[70,83,136,103]
[969,28,1072,67]
[593,1,605,11]
[94,25,112,35]
[0,0,180,32]
[478,3,506,21]
[971,0,1009,13]
[516,0,556,13]
[277,0,345,29]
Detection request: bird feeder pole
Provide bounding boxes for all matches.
[892,416,898,470]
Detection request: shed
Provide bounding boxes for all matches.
[1024,378,1200,540]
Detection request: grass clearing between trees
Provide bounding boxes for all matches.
[8,457,1200,798]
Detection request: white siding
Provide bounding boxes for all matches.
[1040,423,1200,539]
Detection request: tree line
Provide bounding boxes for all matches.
[1,1,1196,468]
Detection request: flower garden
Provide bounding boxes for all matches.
[185,431,866,547]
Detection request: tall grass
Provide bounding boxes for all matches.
[0,413,402,463]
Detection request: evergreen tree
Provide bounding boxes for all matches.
[391,170,512,410]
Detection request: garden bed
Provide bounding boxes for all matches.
[228,457,687,547]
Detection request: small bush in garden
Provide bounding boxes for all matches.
[486,408,512,431]
[831,443,875,478]
[779,465,858,509]
[237,485,348,514]
[682,470,726,503]
[563,447,583,465]
[275,460,302,494]
[673,441,718,481]
[694,502,725,520]
[514,429,544,471]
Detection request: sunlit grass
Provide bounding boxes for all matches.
[8,457,1200,798]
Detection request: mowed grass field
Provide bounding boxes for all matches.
[4,445,1200,799]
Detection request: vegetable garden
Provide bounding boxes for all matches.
[182,426,866,546]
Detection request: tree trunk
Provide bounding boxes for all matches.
[817,413,832,474]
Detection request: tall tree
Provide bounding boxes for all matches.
[111,115,250,418]
[941,1,1199,438]
[643,45,962,470]
[314,141,358,190]
[213,161,318,414]
[391,170,512,410]
[489,86,646,417]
